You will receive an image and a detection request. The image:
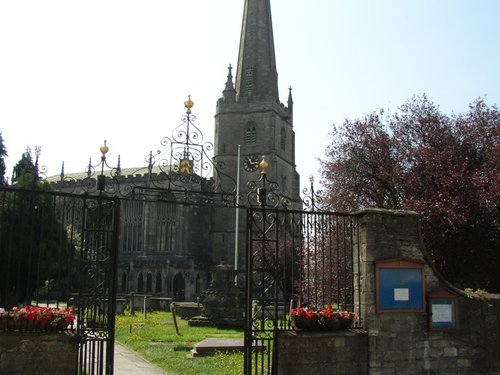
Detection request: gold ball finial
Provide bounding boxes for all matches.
[259,155,269,174]
[184,95,194,114]
[100,140,109,156]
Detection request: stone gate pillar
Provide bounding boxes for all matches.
[353,209,441,373]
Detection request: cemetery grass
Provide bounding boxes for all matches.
[115,311,244,375]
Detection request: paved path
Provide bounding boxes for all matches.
[114,342,168,375]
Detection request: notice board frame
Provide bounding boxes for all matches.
[375,259,426,313]
[428,288,459,331]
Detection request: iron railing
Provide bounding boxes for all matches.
[0,187,119,374]
[244,207,361,375]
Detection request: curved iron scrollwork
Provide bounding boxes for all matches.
[50,98,238,199]
[130,186,238,207]
[139,97,239,197]
[50,144,128,196]
[246,157,291,210]
[147,105,232,192]
[301,175,330,211]
[47,97,303,210]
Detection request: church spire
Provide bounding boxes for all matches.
[222,64,236,103]
[235,0,279,102]
[287,86,294,124]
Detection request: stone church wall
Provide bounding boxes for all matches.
[277,209,500,374]
[51,173,218,303]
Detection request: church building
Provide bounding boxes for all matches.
[49,0,301,302]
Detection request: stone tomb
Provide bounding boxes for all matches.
[189,263,244,327]
[188,338,265,358]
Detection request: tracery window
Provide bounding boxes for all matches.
[155,202,176,252]
[122,200,144,252]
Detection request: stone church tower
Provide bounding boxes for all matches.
[48,0,302,301]
[212,0,301,265]
[214,0,300,201]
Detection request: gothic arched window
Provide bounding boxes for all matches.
[245,123,257,144]
[155,273,162,293]
[121,272,127,292]
[122,200,144,252]
[137,273,144,293]
[156,201,176,252]
[146,273,153,293]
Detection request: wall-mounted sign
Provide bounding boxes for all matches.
[428,288,459,331]
[375,259,426,313]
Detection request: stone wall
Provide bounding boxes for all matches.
[0,332,77,374]
[277,329,368,375]
[276,209,500,374]
[356,209,500,375]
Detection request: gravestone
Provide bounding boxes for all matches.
[189,263,244,327]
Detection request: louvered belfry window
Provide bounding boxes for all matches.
[245,123,257,144]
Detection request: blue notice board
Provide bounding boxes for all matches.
[376,260,425,312]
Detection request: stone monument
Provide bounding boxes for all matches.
[189,263,244,327]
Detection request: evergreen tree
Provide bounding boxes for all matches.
[11,148,39,188]
[0,132,7,186]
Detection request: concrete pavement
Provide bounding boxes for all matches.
[114,342,168,375]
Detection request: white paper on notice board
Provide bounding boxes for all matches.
[394,288,409,301]
[432,303,453,323]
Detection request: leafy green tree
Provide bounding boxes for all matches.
[321,95,500,291]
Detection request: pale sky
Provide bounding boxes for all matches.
[1,0,499,191]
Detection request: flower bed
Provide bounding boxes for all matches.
[0,305,75,332]
[290,305,356,331]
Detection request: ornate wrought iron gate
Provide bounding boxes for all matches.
[76,195,120,374]
[244,206,359,375]
[0,187,119,374]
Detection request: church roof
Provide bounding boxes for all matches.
[45,165,168,183]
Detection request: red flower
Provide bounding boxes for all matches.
[291,304,356,325]
[13,305,76,325]
[290,306,316,321]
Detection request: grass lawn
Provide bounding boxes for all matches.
[115,311,244,375]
